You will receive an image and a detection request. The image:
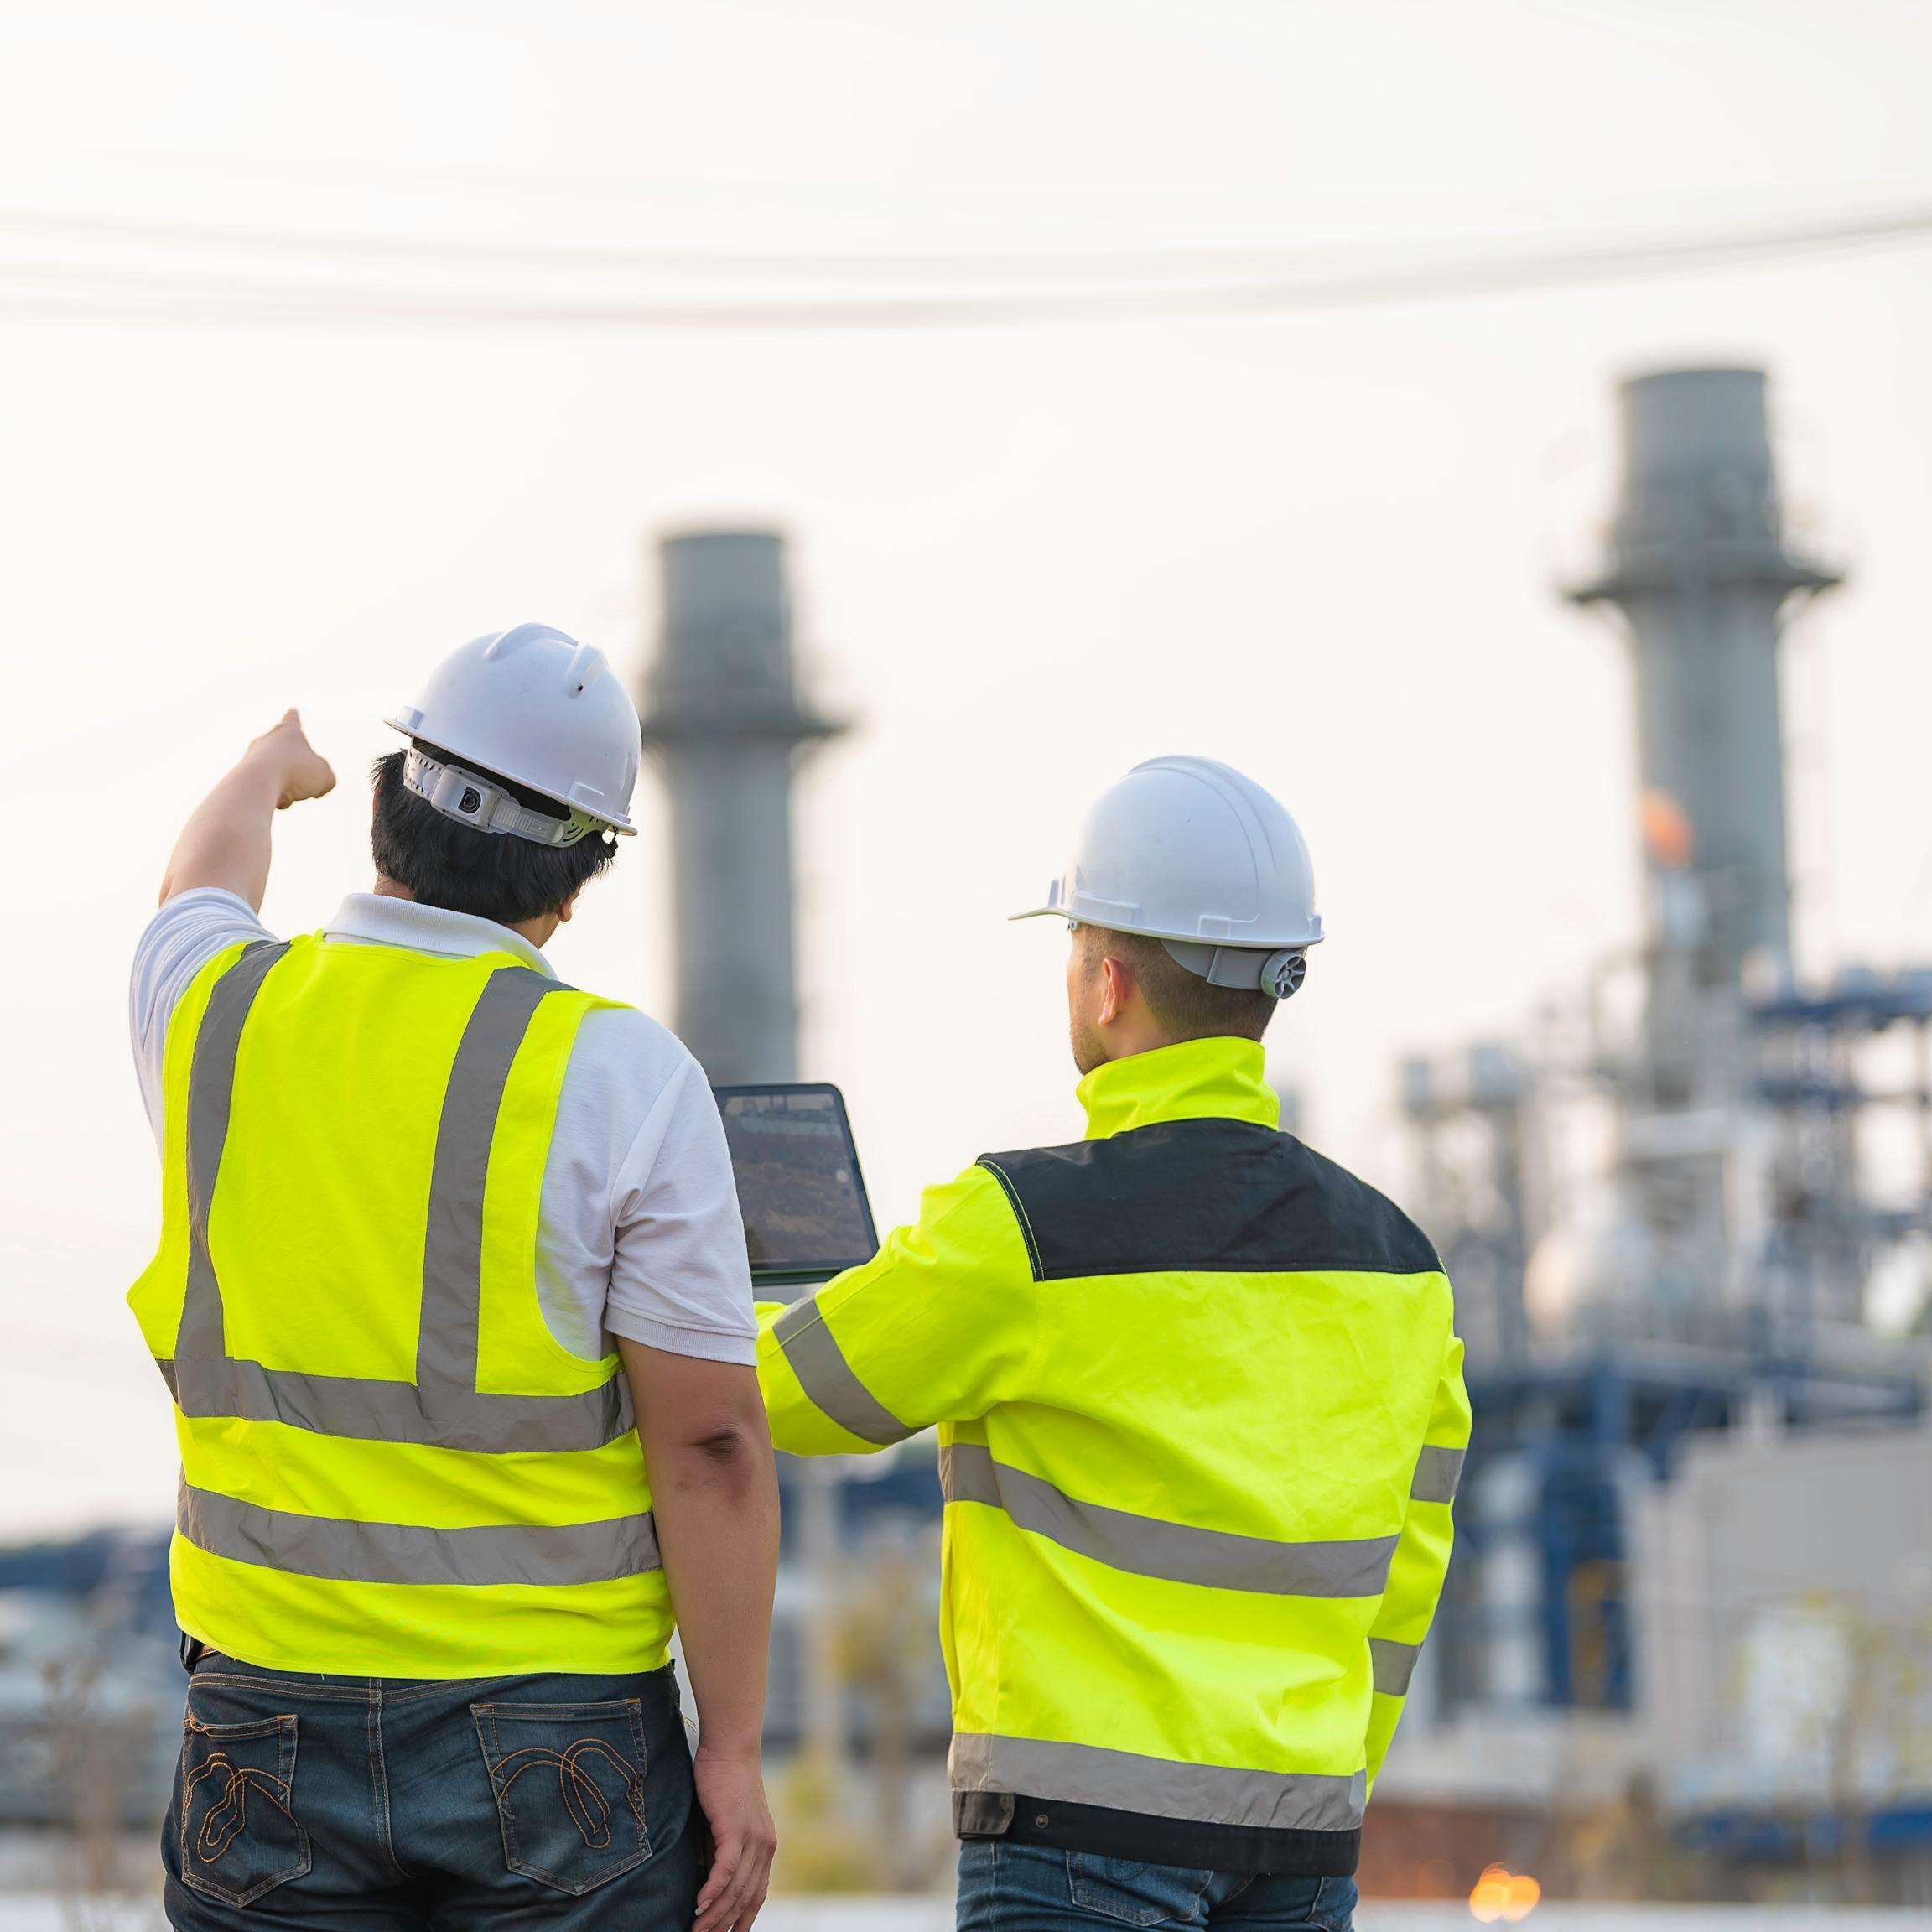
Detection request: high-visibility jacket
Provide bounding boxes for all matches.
[127,933,670,1678]
[757,1036,1467,1876]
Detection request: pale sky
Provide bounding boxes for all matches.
[3,0,1929,1533]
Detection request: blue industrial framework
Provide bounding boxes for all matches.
[1449,1352,1925,1716]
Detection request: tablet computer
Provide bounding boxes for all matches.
[713,1083,880,1289]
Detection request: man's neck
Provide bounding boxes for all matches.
[371,876,559,953]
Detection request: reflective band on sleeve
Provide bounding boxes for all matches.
[178,1482,660,1587]
[772,1299,916,1446]
[177,941,292,1360]
[1369,1637,1420,1696]
[949,1732,1366,1836]
[1410,1445,1466,1505]
[158,1357,634,1456]
[940,1442,1398,1599]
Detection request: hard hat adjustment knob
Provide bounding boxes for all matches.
[1262,949,1307,1000]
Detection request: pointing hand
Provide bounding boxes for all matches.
[247,709,337,810]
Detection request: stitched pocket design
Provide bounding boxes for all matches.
[178,1712,310,1908]
[1067,1850,1216,1927]
[472,1698,653,1897]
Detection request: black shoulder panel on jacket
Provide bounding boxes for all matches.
[975,1120,1441,1283]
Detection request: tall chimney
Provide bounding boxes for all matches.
[1566,368,1840,987]
[638,530,844,1082]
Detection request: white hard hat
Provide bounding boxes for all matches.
[387,623,641,846]
[1014,755,1323,1000]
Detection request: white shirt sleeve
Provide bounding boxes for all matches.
[604,1054,758,1363]
[128,887,275,1140]
[538,1010,757,1367]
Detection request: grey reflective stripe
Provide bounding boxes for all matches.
[1369,1637,1420,1696]
[1410,1445,1465,1505]
[416,969,557,1398]
[161,1357,634,1456]
[940,1443,1398,1599]
[949,1732,1366,1836]
[938,1442,1004,1508]
[179,1482,660,1587]
[772,1299,915,1446]
[177,941,292,1360]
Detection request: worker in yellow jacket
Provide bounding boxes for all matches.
[758,756,1468,1932]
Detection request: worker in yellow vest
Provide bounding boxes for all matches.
[758,757,1468,1932]
[128,627,778,1932]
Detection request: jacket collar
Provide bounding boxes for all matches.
[1076,1036,1280,1140]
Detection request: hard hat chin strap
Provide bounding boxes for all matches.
[1161,939,1308,1001]
[402,745,595,849]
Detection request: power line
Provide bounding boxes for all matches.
[2,202,1927,330]
[7,198,1931,283]
[19,200,1926,282]
[0,204,1504,281]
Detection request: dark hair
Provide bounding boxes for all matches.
[1083,926,1280,1044]
[370,746,617,927]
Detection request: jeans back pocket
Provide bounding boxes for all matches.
[472,1697,653,1897]
[1067,1850,1216,1927]
[178,1711,311,1908]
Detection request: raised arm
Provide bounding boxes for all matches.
[160,710,336,908]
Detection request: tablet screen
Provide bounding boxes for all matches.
[714,1084,879,1277]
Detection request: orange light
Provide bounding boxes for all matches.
[1469,1863,1540,1923]
[1639,788,1695,870]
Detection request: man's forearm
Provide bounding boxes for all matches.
[162,756,285,909]
[652,1422,781,1751]
[619,1341,782,1753]
[646,1410,781,1932]
[161,712,335,909]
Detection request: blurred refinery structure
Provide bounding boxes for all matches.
[1387,368,1932,1902]
[640,529,846,1085]
[3,371,1926,1905]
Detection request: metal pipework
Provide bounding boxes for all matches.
[638,530,844,1083]
[1566,368,1841,987]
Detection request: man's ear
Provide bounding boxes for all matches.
[555,889,581,926]
[1098,953,1133,1027]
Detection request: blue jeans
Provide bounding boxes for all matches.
[958,1841,1357,1930]
[163,1652,702,1929]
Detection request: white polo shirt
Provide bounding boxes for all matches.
[130,889,757,1366]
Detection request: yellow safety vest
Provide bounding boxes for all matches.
[128,933,672,1678]
[758,1036,1468,1876]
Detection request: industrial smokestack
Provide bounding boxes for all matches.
[1566,368,1840,986]
[639,529,844,1083]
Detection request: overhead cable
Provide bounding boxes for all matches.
[1,202,1926,330]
